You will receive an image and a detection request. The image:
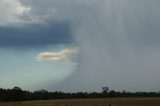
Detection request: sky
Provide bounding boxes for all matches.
[0,0,160,92]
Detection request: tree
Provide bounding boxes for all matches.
[102,87,109,94]
[12,87,22,91]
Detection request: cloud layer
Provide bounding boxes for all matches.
[1,0,160,91]
[0,0,31,26]
[0,0,74,48]
[0,23,72,48]
[36,48,78,62]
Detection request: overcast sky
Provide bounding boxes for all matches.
[0,0,160,92]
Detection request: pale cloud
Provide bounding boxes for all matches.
[0,0,54,26]
[0,0,32,26]
[36,48,79,62]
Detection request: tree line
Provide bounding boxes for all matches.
[0,86,160,102]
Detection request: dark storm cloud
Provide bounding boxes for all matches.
[2,0,160,92]
[0,22,72,48]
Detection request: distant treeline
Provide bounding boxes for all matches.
[0,86,160,102]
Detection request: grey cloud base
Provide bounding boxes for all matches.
[0,23,72,48]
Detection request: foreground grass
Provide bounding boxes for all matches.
[1,98,160,106]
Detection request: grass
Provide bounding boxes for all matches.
[1,98,160,106]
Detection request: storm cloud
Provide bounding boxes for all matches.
[0,23,72,48]
[41,0,160,92]
[1,0,160,92]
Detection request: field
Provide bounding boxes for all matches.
[1,98,160,106]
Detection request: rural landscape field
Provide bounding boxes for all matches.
[0,98,160,106]
[1,98,160,106]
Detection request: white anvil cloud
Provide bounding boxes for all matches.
[36,48,79,62]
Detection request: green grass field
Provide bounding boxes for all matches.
[1,98,160,106]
